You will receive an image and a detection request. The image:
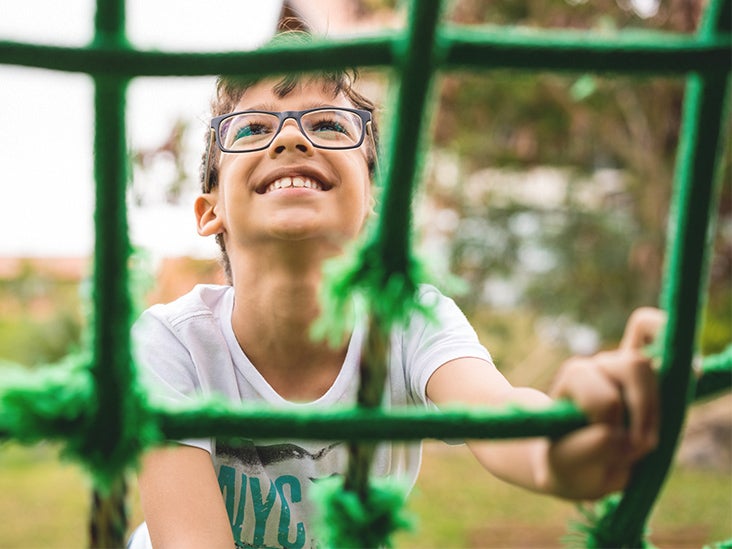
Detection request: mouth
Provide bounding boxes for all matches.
[258,175,332,195]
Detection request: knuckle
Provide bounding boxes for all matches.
[602,393,624,418]
[562,356,589,371]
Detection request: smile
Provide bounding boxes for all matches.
[264,176,325,194]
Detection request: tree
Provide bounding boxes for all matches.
[416,0,728,344]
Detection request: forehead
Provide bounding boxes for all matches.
[234,77,353,112]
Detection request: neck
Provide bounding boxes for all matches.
[228,240,349,401]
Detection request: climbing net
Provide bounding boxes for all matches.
[1,0,731,547]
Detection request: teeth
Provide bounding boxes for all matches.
[265,176,322,193]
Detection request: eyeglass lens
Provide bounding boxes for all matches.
[219,109,364,151]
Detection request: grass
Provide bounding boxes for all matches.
[0,443,143,549]
[0,440,728,548]
[397,442,731,548]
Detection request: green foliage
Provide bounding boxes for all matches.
[701,286,732,354]
[0,314,80,368]
[423,0,728,346]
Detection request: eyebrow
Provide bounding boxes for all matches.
[243,103,277,112]
[239,103,341,112]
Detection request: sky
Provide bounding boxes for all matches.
[0,0,283,257]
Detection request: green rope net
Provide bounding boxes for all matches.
[1,0,731,547]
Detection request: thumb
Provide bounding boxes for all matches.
[620,307,666,352]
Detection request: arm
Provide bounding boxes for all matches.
[138,445,234,549]
[426,307,663,500]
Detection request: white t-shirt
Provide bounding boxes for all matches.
[131,283,493,548]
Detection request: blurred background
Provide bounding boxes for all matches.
[0,0,730,546]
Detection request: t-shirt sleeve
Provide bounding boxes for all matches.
[401,285,495,405]
[132,308,213,453]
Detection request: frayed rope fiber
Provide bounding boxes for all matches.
[311,476,414,549]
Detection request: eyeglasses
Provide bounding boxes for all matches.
[210,107,372,153]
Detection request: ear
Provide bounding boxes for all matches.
[194,193,224,236]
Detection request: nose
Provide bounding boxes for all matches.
[268,118,313,157]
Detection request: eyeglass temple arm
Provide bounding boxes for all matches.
[202,128,216,193]
[366,121,381,184]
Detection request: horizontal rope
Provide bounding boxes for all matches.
[0,28,729,76]
[0,36,395,76]
[0,368,584,443]
[695,344,732,400]
[2,353,728,445]
[155,400,588,443]
[441,26,731,73]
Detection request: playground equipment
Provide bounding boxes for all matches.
[0,0,730,546]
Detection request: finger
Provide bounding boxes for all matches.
[603,463,633,494]
[620,307,666,351]
[616,354,660,455]
[595,351,660,457]
[551,424,632,466]
[552,355,625,426]
[549,424,634,498]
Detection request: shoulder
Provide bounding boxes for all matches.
[400,284,484,347]
[133,284,233,356]
[412,284,472,327]
[132,285,234,400]
[392,284,493,404]
[142,284,232,328]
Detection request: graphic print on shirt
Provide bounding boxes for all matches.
[216,440,344,548]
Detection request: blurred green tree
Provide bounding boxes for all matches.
[417,0,729,348]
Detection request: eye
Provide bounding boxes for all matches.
[234,122,269,140]
[306,112,354,138]
[311,117,348,134]
[221,113,278,149]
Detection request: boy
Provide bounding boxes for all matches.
[130,67,662,548]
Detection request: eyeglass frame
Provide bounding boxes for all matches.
[211,107,372,153]
[202,106,376,192]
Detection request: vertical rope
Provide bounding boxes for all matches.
[344,315,389,499]
[319,0,445,333]
[337,2,446,541]
[593,0,732,545]
[329,9,449,541]
[86,0,136,546]
[373,0,443,278]
[90,478,128,549]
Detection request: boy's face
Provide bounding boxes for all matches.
[204,77,373,255]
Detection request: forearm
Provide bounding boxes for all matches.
[464,387,555,495]
[465,385,640,501]
[427,308,663,502]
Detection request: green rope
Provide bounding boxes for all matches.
[344,316,390,499]
[89,477,128,549]
[1,29,730,76]
[319,0,445,333]
[325,315,412,548]
[696,344,732,400]
[312,475,413,549]
[577,1,732,546]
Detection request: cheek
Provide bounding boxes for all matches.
[351,174,372,219]
[354,182,375,233]
[346,154,373,210]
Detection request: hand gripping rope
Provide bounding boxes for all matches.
[0,0,730,547]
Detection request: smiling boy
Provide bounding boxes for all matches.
[130,67,662,549]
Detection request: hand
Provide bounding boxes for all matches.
[543,307,665,500]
